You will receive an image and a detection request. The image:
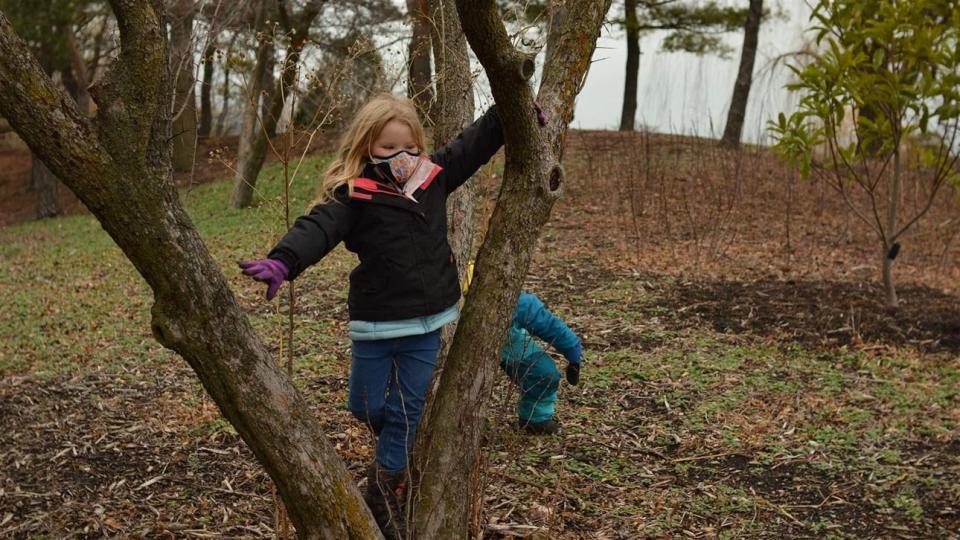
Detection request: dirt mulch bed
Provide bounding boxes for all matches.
[655,277,960,355]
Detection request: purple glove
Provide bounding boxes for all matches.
[533,101,548,127]
[239,259,289,300]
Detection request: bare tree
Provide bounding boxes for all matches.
[230,0,326,209]
[214,34,237,135]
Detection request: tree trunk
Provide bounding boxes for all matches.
[65,31,92,116]
[882,246,897,307]
[0,7,381,538]
[411,1,611,537]
[170,8,197,172]
[721,0,762,147]
[544,1,567,62]
[413,0,478,472]
[883,146,901,308]
[31,153,61,218]
[259,51,278,137]
[230,0,273,209]
[230,43,299,209]
[198,42,215,138]
[215,35,237,136]
[619,0,639,131]
[215,66,231,135]
[431,0,476,323]
[407,0,434,117]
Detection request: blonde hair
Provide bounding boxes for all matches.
[312,93,427,205]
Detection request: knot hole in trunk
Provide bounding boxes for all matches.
[547,163,564,194]
[518,56,536,81]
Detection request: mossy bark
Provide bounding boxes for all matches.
[0,5,380,538]
[410,0,611,537]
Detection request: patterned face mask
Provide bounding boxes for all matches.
[371,150,441,201]
[371,150,424,184]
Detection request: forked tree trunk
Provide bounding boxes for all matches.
[411,0,611,537]
[721,0,762,147]
[619,0,639,131]
[0,7,381,538]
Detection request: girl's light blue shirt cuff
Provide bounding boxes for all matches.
[348,303,460,341]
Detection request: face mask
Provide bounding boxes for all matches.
[371,151,441,201]
[371,150,423,184]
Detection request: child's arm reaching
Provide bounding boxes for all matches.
[431,106,504,194]
[432,102,548,194]
[512,292,583,384]
[240,195,356,299]
[268,196,356,280]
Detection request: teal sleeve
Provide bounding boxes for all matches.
[512,292,580,354]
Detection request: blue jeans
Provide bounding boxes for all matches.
[347,330,441,471]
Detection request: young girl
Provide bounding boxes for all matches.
[240,93,531,537]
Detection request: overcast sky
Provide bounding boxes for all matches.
[379,0,812,144]
[573,0,812,143]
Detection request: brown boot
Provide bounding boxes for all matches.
[364,462,407,539]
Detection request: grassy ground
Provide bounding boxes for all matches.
[1,133,958,539]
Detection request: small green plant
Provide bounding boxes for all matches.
[892,493,924,522]
[769,0,960,307]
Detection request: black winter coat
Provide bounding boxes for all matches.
[268,107,504,321]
